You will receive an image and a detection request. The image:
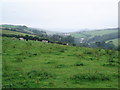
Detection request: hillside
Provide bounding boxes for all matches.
[71,29,118,38]
[0,24,60,36]
[71,29,118,48]
[2,36,119,88]
[0,24,47,36]
[1,29,35,36]
[1,24,119,50]
[106,38,119,47]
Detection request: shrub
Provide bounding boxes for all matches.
[108,58,114,63]
[32,53,37,56]
[74,63,84,66]
[103,63,118,67]
[85,51,93,54]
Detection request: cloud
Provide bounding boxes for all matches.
[1,0,118,31]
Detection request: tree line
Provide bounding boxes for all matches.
[1,34,76,46]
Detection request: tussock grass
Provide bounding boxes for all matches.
[2,37,119,88]
[70,72,111,83]
[27,70,55,80]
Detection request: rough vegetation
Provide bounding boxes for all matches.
[2,37,119,88]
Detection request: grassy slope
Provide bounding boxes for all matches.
[71,33,86,38]
[0,29,35,36]
[0,24,33,35]
[0,25,19,28]
[0,34,1,89]
[106,38,119,47]
[71,30,118,38]
[82,30,117,36]
[2,37,119,88]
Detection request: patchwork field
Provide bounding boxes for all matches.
[2,37,119,88]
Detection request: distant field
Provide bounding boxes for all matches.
[1,30,35,36]
[106,38,119,47]
[71,33,86,38]
[71,30,118,38]
[0,25,19,28]
[0,36,1,89]
[82,30,118,36]
[2,37,119,88]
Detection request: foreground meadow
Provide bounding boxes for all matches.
[2,37,119,88]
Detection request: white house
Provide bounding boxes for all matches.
[80,38,84,43]
[19,38,24,40]
[66,43,69,45]
[42,40,48,43]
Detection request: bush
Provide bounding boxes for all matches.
[103,63,119,67]
[74,63,84,66]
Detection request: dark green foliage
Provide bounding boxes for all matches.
[103,63,118,67]
[27,70,54,80]
[2,33,75,46]
[70,72,111,83]
[1,25,76,46]
[55,64,66,68]
[74,62,84,66]
[85,51,93,54]
[15,57,23,62]
[87,32,118,43]
[44,61,55,64]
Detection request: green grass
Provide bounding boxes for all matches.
[0,35,2,89]
[106,38,119,47]
[82,30,117,36]
[0,25,19,28]
[71,30,118,38]
[71,33,86,38]
[2,37,119,88]
[1,30,35,36]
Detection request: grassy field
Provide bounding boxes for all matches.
[82,30,118,36]
[106,38,119,47]
[0,30,35,36]
[0,25,19,28]
[0,35,2,89]
[71,33,86,38]
[2,36,119,88]
[71,30,118,38]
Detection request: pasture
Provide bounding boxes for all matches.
[1,30,35,36]
[2,37,119,88]
[106,38,119,47]
[71,29,118,38]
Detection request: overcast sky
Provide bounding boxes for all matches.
[0,0,119,32]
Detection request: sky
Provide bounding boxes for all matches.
[0,0,119,32]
